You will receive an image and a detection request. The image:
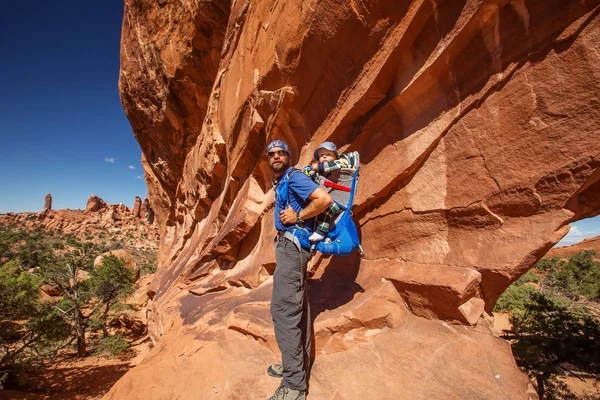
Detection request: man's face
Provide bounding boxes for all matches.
[267,147,290,173]
[318,149,337,163]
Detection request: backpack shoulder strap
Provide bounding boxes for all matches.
[284,168,303,208]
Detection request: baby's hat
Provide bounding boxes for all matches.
[314,142,339,160]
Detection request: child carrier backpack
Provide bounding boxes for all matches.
[281,152,365,257]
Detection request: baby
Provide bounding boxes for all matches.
[306,142,359,243]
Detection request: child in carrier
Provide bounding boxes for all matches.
[304,142,359,243]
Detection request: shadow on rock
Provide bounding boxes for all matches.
[308,251,364,322]
[5,364,132,399]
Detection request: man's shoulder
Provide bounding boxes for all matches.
[288,168,318,188]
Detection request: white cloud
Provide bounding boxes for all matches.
[556,226,599,247]
[135,176,143,179]
[128,165,135,170]
[104,157,116,163]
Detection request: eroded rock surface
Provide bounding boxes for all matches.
[109,0,600,398]
[86,194,108,213]
[132,196,142,218]
[44,193,52,211]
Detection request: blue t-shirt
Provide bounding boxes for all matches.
[274,167,319,233]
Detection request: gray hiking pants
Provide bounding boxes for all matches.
[271,236,312,391]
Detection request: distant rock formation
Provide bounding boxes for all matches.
[0,206,159,249]
[44,193,52,211]
[132,196,142,218]
[114,203,131,218]
[103,206,117,226]
[546,235,600,261]
[146,204,155,225]
[140,197,148,218]
[85,195,107,213]
[140,197,155,224]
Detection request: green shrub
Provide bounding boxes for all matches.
[0,261,41,322]
[496,251,600,399]
[65,235,79,246]
[495,284,538,313]
[93,334,129,356]
[141,260,157,275]
[516,270,539,285]
[545,250,600,301]
[1,261,70,379]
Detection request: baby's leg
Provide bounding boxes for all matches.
[309,218,329,242]
[309,202,342,242]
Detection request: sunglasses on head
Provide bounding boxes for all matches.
[267,150,288,157]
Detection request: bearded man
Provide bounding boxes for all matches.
[264,140,333,400]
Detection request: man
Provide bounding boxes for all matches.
[265,139,333,400]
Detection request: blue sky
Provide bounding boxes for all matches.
[0,2,597,246]
[0,2,146,212]
[556,216,599,247]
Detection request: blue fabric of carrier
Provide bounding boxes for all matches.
[312,171,362,255]
[276,166,362,256]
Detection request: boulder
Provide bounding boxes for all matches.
[85,195,107,213]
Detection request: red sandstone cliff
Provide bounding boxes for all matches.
[108,1,600,398]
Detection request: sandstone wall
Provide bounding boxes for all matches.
[109,0,600,398]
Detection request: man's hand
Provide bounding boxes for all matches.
[310,160,318,171]
[280,207,297,225]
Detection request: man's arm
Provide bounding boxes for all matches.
[279,188,333,225]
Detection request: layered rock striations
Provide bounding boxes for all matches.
[110,0,600,398]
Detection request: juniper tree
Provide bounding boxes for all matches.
[0,261,70,383]
[37,241,98,356]
[496,251,600,399]
[87,254,135,338]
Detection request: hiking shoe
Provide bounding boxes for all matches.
[267,364,283,378]
[268,386,306,400]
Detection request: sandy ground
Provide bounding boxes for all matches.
[492,312,512,335]
[1,340,152,400]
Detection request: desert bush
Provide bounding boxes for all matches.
[88,255,136,337]
[93,334,129,357]
[0,261,70,384]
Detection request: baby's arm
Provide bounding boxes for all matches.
[318,153,353,174]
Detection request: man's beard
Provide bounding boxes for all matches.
[269,159,289,172]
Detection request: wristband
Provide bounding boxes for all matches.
[296,211,304,224]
